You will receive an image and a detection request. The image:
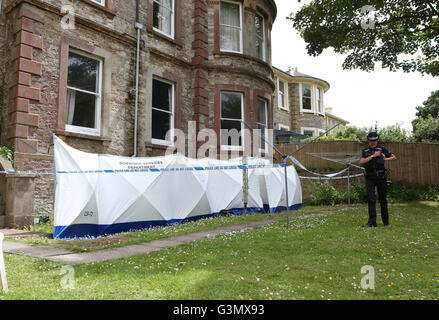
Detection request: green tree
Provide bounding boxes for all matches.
[412,90,439,142]
[321,123,412,143]
[288,0,439,76]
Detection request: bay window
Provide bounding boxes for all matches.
[220,1,242,53]
[66,50,102,136]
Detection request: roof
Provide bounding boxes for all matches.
[326,112,350,124]
[273,66,331,91]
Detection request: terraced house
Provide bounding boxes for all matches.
[0,0,277,227]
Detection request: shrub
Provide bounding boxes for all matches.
[0,145,13,166]
[310,181,343,206]
[310,181,439,205]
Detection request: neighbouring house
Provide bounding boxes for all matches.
[273,66,348,139]
[0,0,277,227]
[325,107,349,134]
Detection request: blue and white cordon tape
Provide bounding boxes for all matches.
[0,162,365,180]
[0,163,285,175]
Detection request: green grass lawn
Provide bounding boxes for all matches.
[1,202,438,300]
[13,204,356,252]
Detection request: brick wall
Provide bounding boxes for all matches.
[0,0,278,220]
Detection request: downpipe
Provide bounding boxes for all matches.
[133,0,143,157]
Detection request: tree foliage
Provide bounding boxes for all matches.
[288,0,439,76]
[412,90,439,142]
[320,123,413,143]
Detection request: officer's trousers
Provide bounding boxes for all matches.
[365,176,389,225]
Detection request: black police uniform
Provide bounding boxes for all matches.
[361,146,392,226]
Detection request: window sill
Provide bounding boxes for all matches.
[220,146,244,152]
[146,141,174,150]
[56,130,112,142]
[80,0,116,19]
[148,28,182,47]
[278,107,289,112]
[213,51,272,70]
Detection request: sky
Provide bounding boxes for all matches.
[271,0,438,132]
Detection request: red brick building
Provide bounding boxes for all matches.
[0,0,277,226]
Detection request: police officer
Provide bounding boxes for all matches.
[359,132,397,227]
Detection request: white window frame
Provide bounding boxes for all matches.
[90,0,106,6]
[301,127,317,138]
[316,87,324,115]
[300,83,313,113]
[220,91,245,151]
[257,97,269,153]
[278,78,289,111]
[219,0,243,54]
[255,12,266,61]
[278,124,290,131]
[153,0,175,39]
[65,49,103,137]
[151,77,175,146]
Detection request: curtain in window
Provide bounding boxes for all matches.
[153,0,173,36]
[220,2,241,52]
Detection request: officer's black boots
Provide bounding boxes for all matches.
[362,222,377,228]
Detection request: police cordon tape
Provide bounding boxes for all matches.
[0,163,365,181]
[298,173,365,180]
[0,163,287,175]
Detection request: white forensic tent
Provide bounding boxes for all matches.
[53,136,302,239]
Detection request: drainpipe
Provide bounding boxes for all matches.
[133,0,143,157]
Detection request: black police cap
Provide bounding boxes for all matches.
[367,132,379,141]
